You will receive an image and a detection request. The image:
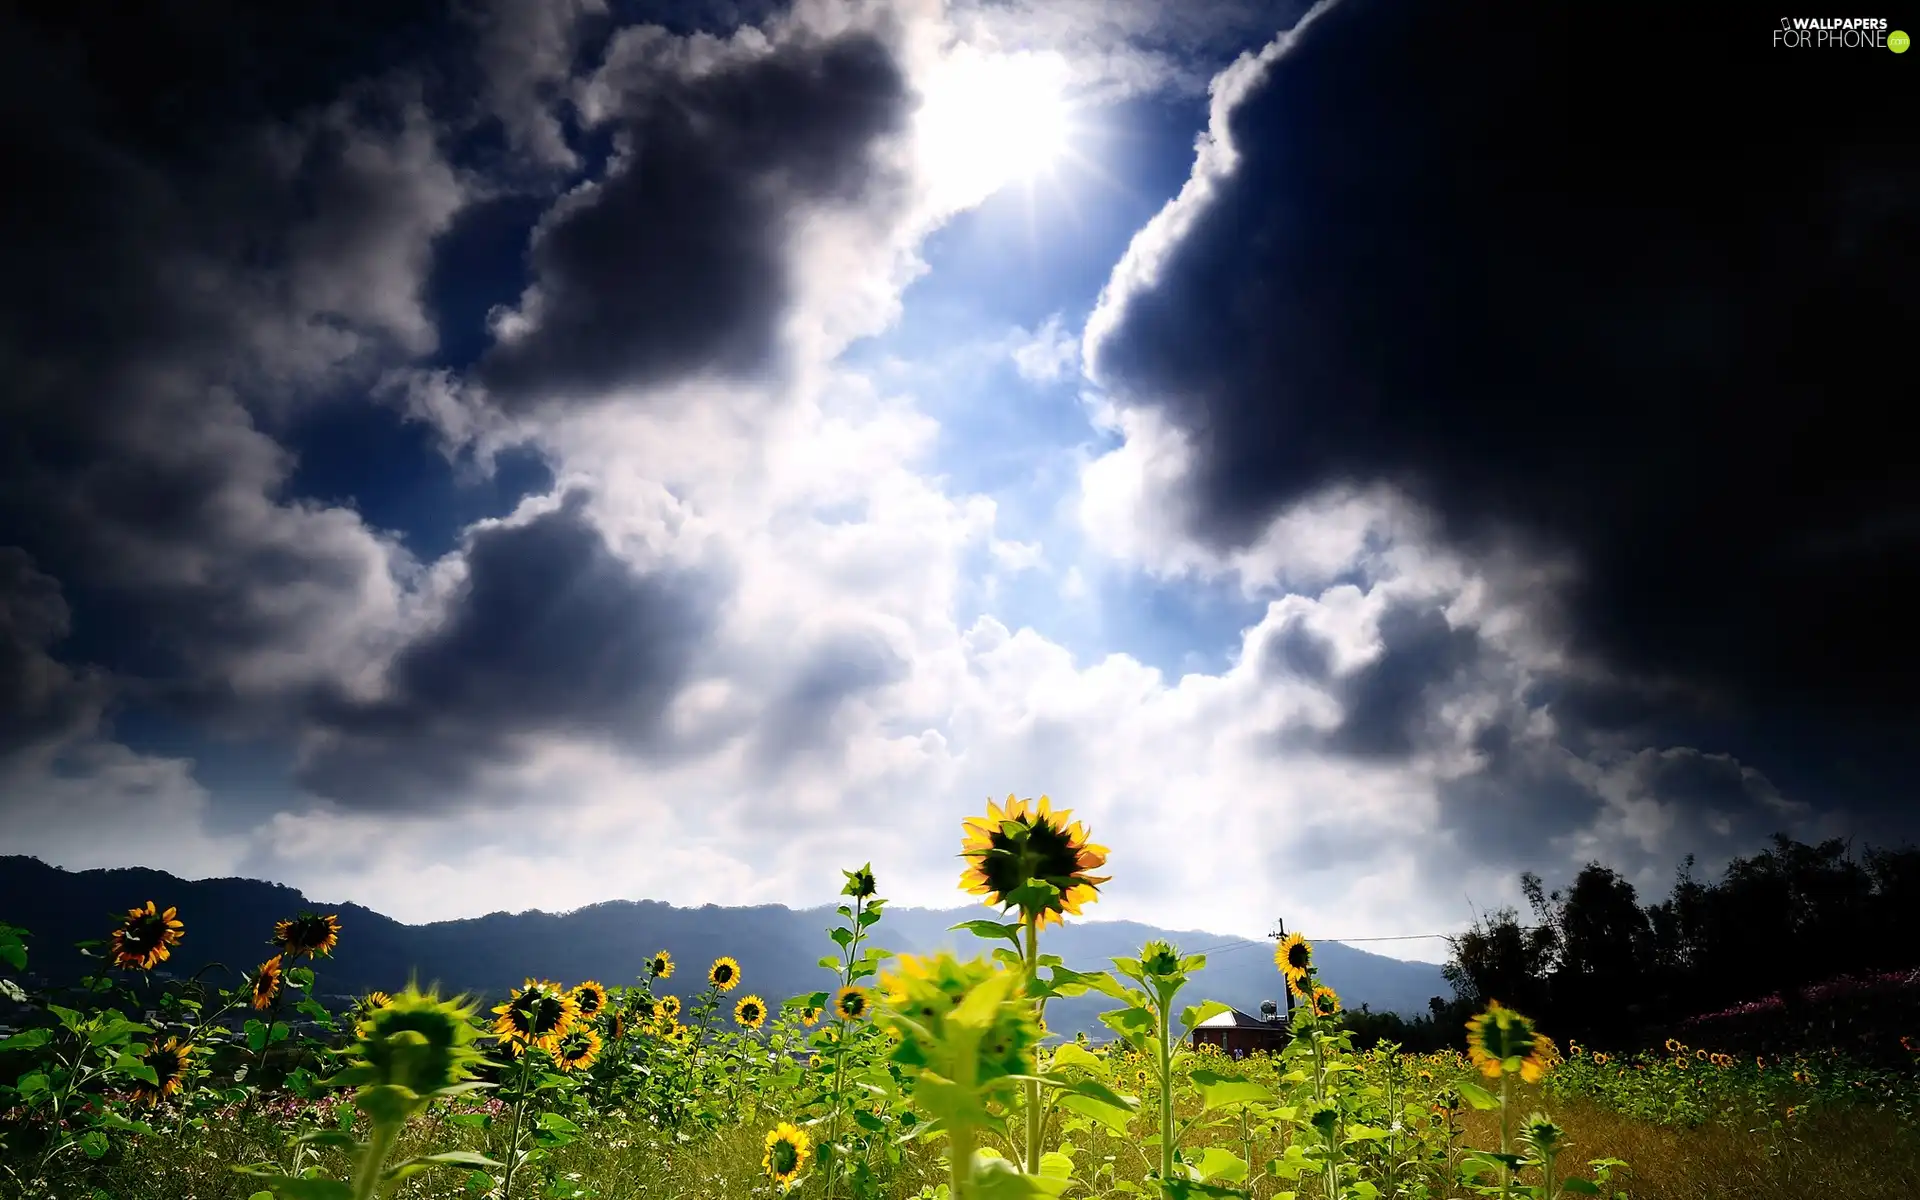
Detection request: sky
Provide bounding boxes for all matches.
[2,0,1915,964]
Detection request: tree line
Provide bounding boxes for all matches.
[1334,835,1920,1056]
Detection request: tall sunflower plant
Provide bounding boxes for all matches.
[234,983,500,1200]
[1099,941,1270,1200]
[953,795,1118,1179]
[789,862,905,1200]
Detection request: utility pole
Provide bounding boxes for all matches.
[1269,917,1295,1021]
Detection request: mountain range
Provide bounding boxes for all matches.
[0,856,1450,1036]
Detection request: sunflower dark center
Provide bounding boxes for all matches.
[1287,944,1310,969]
[771,1140,799,1174]
[981,817,1084,898]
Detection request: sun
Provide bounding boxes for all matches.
[916,47,1077,210]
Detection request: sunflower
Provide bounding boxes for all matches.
[1275,933,1314,995]
[1665,1038,1685,1054]
[570,980,608,1020]
[273,913,341,960]
[833,984,870,1021]
[734,994,767,1030]
[649,950,675,980]
[764,1121,812,1189]
[842,863,878,899]
[492,979,578,1050]
[355,991,393,1022]
[659,994,682,1021]
[553,1026,603,1073]
[130,1036,193,1105]
[1593,1052,1610,1065]
[248,955,284,1010]
[1310,985,1341,1018]
[708,956,741,992]
[605,1011,629,1042]
[108,901,185,971]
[1465,1001,1553,1083]
[958,794,1110,930]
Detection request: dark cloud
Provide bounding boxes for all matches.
[1088,0,1920,741]
[0,1,480,715]
[1264,601,1484,762]
[0,551,108,760]
[296,494,724,809]
[477,25,912,404]
[749,624,910,773]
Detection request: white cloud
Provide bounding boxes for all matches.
[1011,313,1082,383]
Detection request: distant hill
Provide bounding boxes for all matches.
[0,856,1448,1036]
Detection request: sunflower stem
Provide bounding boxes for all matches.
[349,1118,400,1200]
[949,1119,975,1200]
[499,1046,538,1200]
[1023,915,1043,1175]
[824,890,865,1200]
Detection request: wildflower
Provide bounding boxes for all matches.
[108,901,185,971]
[709,956,741,992]
[570,980,608,1019]
[553,1026,603,1072]
[248,955,284,1011]
[130,1037,193,1105]
[1310,985,1341,1019]
[492,979,578,1050]
[958,794,1110,930]
[272,913,341,960]
[764,1122,812,1190]
[1465,1001,1553,1083]
[1275,932,1314,996]
[735,995,768,1030]
[834,985,871,1021]
[649,950,674,980]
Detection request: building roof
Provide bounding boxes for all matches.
[1195,1006,1287,1029]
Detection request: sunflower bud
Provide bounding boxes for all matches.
[329,984,485,1120]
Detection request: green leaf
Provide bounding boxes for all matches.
[1560,1180,1601,1196]
[269,1022,291,1044]
[1191,1147,1249,1184]
[1180,1001,1231,1035]
[972,1151,1072,1200]
[1456,1082,1501,1111]
[1055,1094,1137,1136]
[18,1072,50,1097]
[830,927,855,948]
[1161,1180,1249,1200]
[245,1019,269,1053]
[79,1130,110,1159]
[1190,1070,1273,1113]
[1099,1006,1157,1048]
[538,1112,582,1135]
[1049,1043,1105,1072]
[818,955,843,972]
[113,1054,160,1086]
[950,920,1025,945]
[226,1172,353,1200]
[0,922,27,971]
[384,1150,505,1184]
[0,1028,51,1051]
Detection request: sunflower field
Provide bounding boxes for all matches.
[3,795,1918,1200]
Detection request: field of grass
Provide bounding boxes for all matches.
[4,797,1918,1200]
